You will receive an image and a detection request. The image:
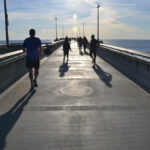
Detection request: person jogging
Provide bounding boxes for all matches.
[63,36,71,62]
[23,29,42,90]
[90,35,98,64]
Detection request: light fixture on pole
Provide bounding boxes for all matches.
[55,17,58,40]
[4,0,9,47]
[97,4,100,42]
[79,27,80,37]
[63,26,64,38]
[83,23,85,37]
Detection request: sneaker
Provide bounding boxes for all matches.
[33,79,38,87]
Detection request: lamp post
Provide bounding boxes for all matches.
[4,0,9,47]
[63,26,64,38]
[83,23,85,37]
[79,27,80,37]
[97,4,100,42]
[55,17,58,40]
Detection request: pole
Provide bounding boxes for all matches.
[79,27,80,37]
[83,23,85,37]
[55,17,58,40]
[97,4,100,42]
[4,0,9,46]
[63,26,64,38]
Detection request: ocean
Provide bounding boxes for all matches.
[0,39,150,54]
[0,40,52,45]
[103,39,150,54]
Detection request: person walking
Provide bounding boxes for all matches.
[23,29,42,90]
[63,36,71,62]
[90,35,98,64]
[78,37,82,52]
[83,36,88,53]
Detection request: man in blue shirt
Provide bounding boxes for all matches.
[23,29,42,90]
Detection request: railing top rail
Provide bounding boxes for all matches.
[0,53,26,68]
[100,44,150,63]
[0,40,64,66]
[0,50,23,59]
[0,43,51,59]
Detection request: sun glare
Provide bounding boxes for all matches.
[73,26,78,33]
[73,14,77,20]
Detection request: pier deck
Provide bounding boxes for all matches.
[0,42,150,150]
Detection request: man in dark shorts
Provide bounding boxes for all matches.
[90,35,98,63]
[23,29,42,90]
[63,36,71,62]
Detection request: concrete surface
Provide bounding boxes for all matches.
[0,41,150,150]
[99,45,150,92]
[0,41,63,94]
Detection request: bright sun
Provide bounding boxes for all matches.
[73,26,78,33]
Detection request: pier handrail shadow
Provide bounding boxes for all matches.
[59,61,70,77]
[0,89,36,150]
[92,64,112,88]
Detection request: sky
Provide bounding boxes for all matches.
[0,0,150,41]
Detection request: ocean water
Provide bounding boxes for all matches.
[0,40,52,45]
[1,39,150,54]
[103,39,150,54]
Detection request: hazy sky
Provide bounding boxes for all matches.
[0,0,150,40]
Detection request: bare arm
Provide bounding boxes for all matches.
[69,44,71,51]
[39,46,43,55]
[23,48,26,52]
[63,43,65,51]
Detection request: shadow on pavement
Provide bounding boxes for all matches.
[59,61,70,77]
[92,64,113,88]
[0,89,36,150]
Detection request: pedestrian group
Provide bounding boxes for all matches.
[23,29,100,90]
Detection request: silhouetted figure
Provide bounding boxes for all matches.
[23,29,43,90]
[63,36,71,62]
[78,37,82,52]
[83,36,88,53]
[90,35,98,64]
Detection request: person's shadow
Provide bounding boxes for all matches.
[59,61,70,77]
[92,64,112,88]
[0,89,36,150]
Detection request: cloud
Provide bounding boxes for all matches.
[77,0,150,39]
[8,12,51,20]
[0,0,150,40]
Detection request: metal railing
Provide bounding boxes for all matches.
[100,44,150,63]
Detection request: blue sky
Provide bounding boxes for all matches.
[0,0,150,40]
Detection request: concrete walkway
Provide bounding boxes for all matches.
[0,41,150,150]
